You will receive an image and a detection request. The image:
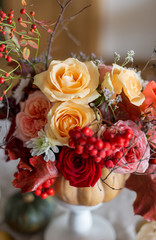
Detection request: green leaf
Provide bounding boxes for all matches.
[20,22,27,28]
[28,40,38,49]
[19,39,27,47]
[28,31,38,37]
[23,47,30,60]
[18,30,27,35]
[94,95,105,107]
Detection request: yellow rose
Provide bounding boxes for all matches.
[34,58,100,104]
[46,101,95,145]
[101,64,145,106]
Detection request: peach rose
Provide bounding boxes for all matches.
[46,101,95,145]
[101,64,145,106]
[15,91,51,141]
[141,81,156,111]
[16,113,42,141]
[20,91,51,121]
[34,58,100,104]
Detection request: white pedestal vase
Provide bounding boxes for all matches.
[44,198,116,240]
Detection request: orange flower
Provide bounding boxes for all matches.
[141,81,156,111]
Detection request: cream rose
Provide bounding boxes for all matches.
[34,58,100,104]
[46,101,95,144]
[101,64,145,106]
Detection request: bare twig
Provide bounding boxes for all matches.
[46,0,72,69]
[62,4,91,24]
[56,0,63,8]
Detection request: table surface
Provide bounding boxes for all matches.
[0,120,143,240]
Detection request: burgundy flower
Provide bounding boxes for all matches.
[56,147,102,187]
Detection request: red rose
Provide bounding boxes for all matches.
[56,147,102,187]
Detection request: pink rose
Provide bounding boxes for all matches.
[112,120,150,174]
[16,113,42,141]
[98,64,112,83]
[21,91,51,121]
[15,91,51,141]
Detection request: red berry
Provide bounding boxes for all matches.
[5,73,9,77]
[87,137,96,144]
[95,139,104,150]
[7,18,12,24]
[20,8,26,14]
[34,190,41,196]
[115,151,123,159]
[30,11,35,16]
[90,148,98,156]
[0,47,3,52]
[0,53,3,58]
[78,137,87,146]
[75,145,84,154]
[103,130,111,140]
[3,91,6,95]
[50,178,55,184]
[30,29,34,33]
[8,13,14,18]
[103,142,111,150]
[82,127,93,137]
[47,188,55,196]
[85,144,94,152]
[2,31,6,35]
[11,28,15,32]
[10,9,14,13]
[14,172,18,178]
[0,77,4,84]
[9,33,13,38]
[106,149,113,156]
[37,185,43,190]
[105,160,114,168]
[69,140,75,148]
[40,192,48,199]
[2,13,6,18]
[93,156,102,163]
[98,149,106,158]
[124,140,130,148]
[7,56,12,62]
[151,159,156,164]
[114,135,125,147]
[0,96,3,101]
[31,24,37,30]
[20,35,23,39]
[43,180,52,188]
[5,50,8,53]
[82,152,89,159]
[1,44,5,48]
[73,130,81,139]
[18,17,22,22]
[123,129,133,139]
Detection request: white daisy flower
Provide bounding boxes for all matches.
[25,129,61,162]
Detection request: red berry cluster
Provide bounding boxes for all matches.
[0,43,12,62]
[69,126,133,169]
[34,178,55,199]
[0,9,14,35]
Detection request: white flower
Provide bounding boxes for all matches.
[25,129,60,162]
[12,74,31,104]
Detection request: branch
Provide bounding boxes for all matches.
[62,4,91,24]
[46,0,72,69]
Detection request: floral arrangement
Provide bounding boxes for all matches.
[0,0,156,222]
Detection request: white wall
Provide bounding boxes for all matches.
[99,0,156,61]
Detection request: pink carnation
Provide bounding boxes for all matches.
[15,91,51,141]
[113,120,150,174]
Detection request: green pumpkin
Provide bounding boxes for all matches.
[4,191,56,234]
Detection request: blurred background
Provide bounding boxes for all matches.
[1,0,156,65]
